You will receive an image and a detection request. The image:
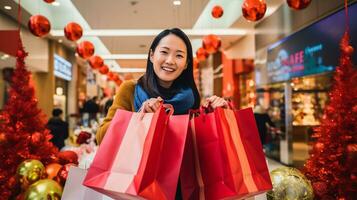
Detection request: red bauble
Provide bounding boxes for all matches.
[31,132,43,146]
[55,163,75,185]
[43,0,55,3]
[0,132,6,144]
[57,150,78,165]
[99,65,109,74]
[89,55,104,69]
[202,34,221,54]
[28,15,51,37]
[107,72,114,80]
[242,0,267,22]
[343,45,354,55]
[211,5,224,18]
[196,47,208,62]
[45,163,62,179]
[76,41,95,59]
[287,0,312,10]
[115,79,123,86]
[76,131,91,145]
[112,74,120,82]
[64,22,83,41]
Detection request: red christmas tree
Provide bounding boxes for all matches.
[0,41,58,199]
[304,30,357,198]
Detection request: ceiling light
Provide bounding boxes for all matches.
[4,6,12,10]
[58,39,63,43]
[52,2,60,6]
[173,0,181,6]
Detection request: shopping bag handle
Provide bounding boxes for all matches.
[162,103,174,116]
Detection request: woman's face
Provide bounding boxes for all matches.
[150,34,187,88]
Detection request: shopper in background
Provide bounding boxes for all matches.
[254,103,276,146]
[83,96,100,124]
[96,28,228,199]
[47,108,69,150]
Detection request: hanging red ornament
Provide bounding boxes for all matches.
[242,0,267,22]
[76,131,91,145]
[287,0,312,10]
[64,22,83,41]
[196,47,208,62]
[76,41,95,59]
[31,132,43,146]
[107,72,114,81]
[99,65,109,74]
[211,5,224,18]
[112,74,120,82]
[88,55,104,69]
[115,79,123,86]
[57,150,78,165]
[202,34,221,54]
[343,45,354,55]
[55,163,76,185]
[28,15,51,37]
[43,0,55,3]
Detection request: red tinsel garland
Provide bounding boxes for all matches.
[303,30,357,199]
[0,42,58,199]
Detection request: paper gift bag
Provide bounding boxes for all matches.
[62,166,113,200]
[83,104,189,200]
[181,107,272,200]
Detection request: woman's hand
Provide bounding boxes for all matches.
[204,95,228,109]
[141,97,163,113]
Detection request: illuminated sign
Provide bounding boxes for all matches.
[267,2,357,83]
[54,54,72,81]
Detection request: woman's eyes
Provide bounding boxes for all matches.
[159,51,184,58]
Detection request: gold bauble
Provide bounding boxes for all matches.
[267,167,314,200]
[17,159,45,189]
[24,179,62,200]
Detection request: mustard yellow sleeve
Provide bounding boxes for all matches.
[96,80,135,144]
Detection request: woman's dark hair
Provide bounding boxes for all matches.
[137,28,200,109]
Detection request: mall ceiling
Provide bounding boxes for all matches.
[0,0,285,72]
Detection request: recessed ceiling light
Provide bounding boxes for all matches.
[173,0,181,6]
[4,6,12,10]
[52,2,60,6]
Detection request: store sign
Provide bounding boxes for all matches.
[267,2,357,83]
[54,54,72,81]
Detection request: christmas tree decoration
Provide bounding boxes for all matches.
[99,64,109,74]
[89,55,104,69]
[303,2,357,197]
[287,0,312,10]
[57,151,78,165]
[28,15,51,37]
[64,22,83,41]
[55,164,76,185]
[107,72,115,81]
[45,163,62,180]
[267,167,314,200]
[0,42,58,198]
[24,179,62,200]
[112,74,120,82]
[16,160,45,190]
[196,47,208,62]
[202,34,221,54]
[76,131,92,145]
[76,40,95,59]
[115,79,123,86]
[211,5,224,19]
[43,0,55,3]
[242,0,267,22]
[304,32,357,198]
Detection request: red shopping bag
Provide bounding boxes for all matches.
[83,104,189,200]
[180,107,272,200]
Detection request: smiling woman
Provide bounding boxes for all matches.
[95,28,228,199]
